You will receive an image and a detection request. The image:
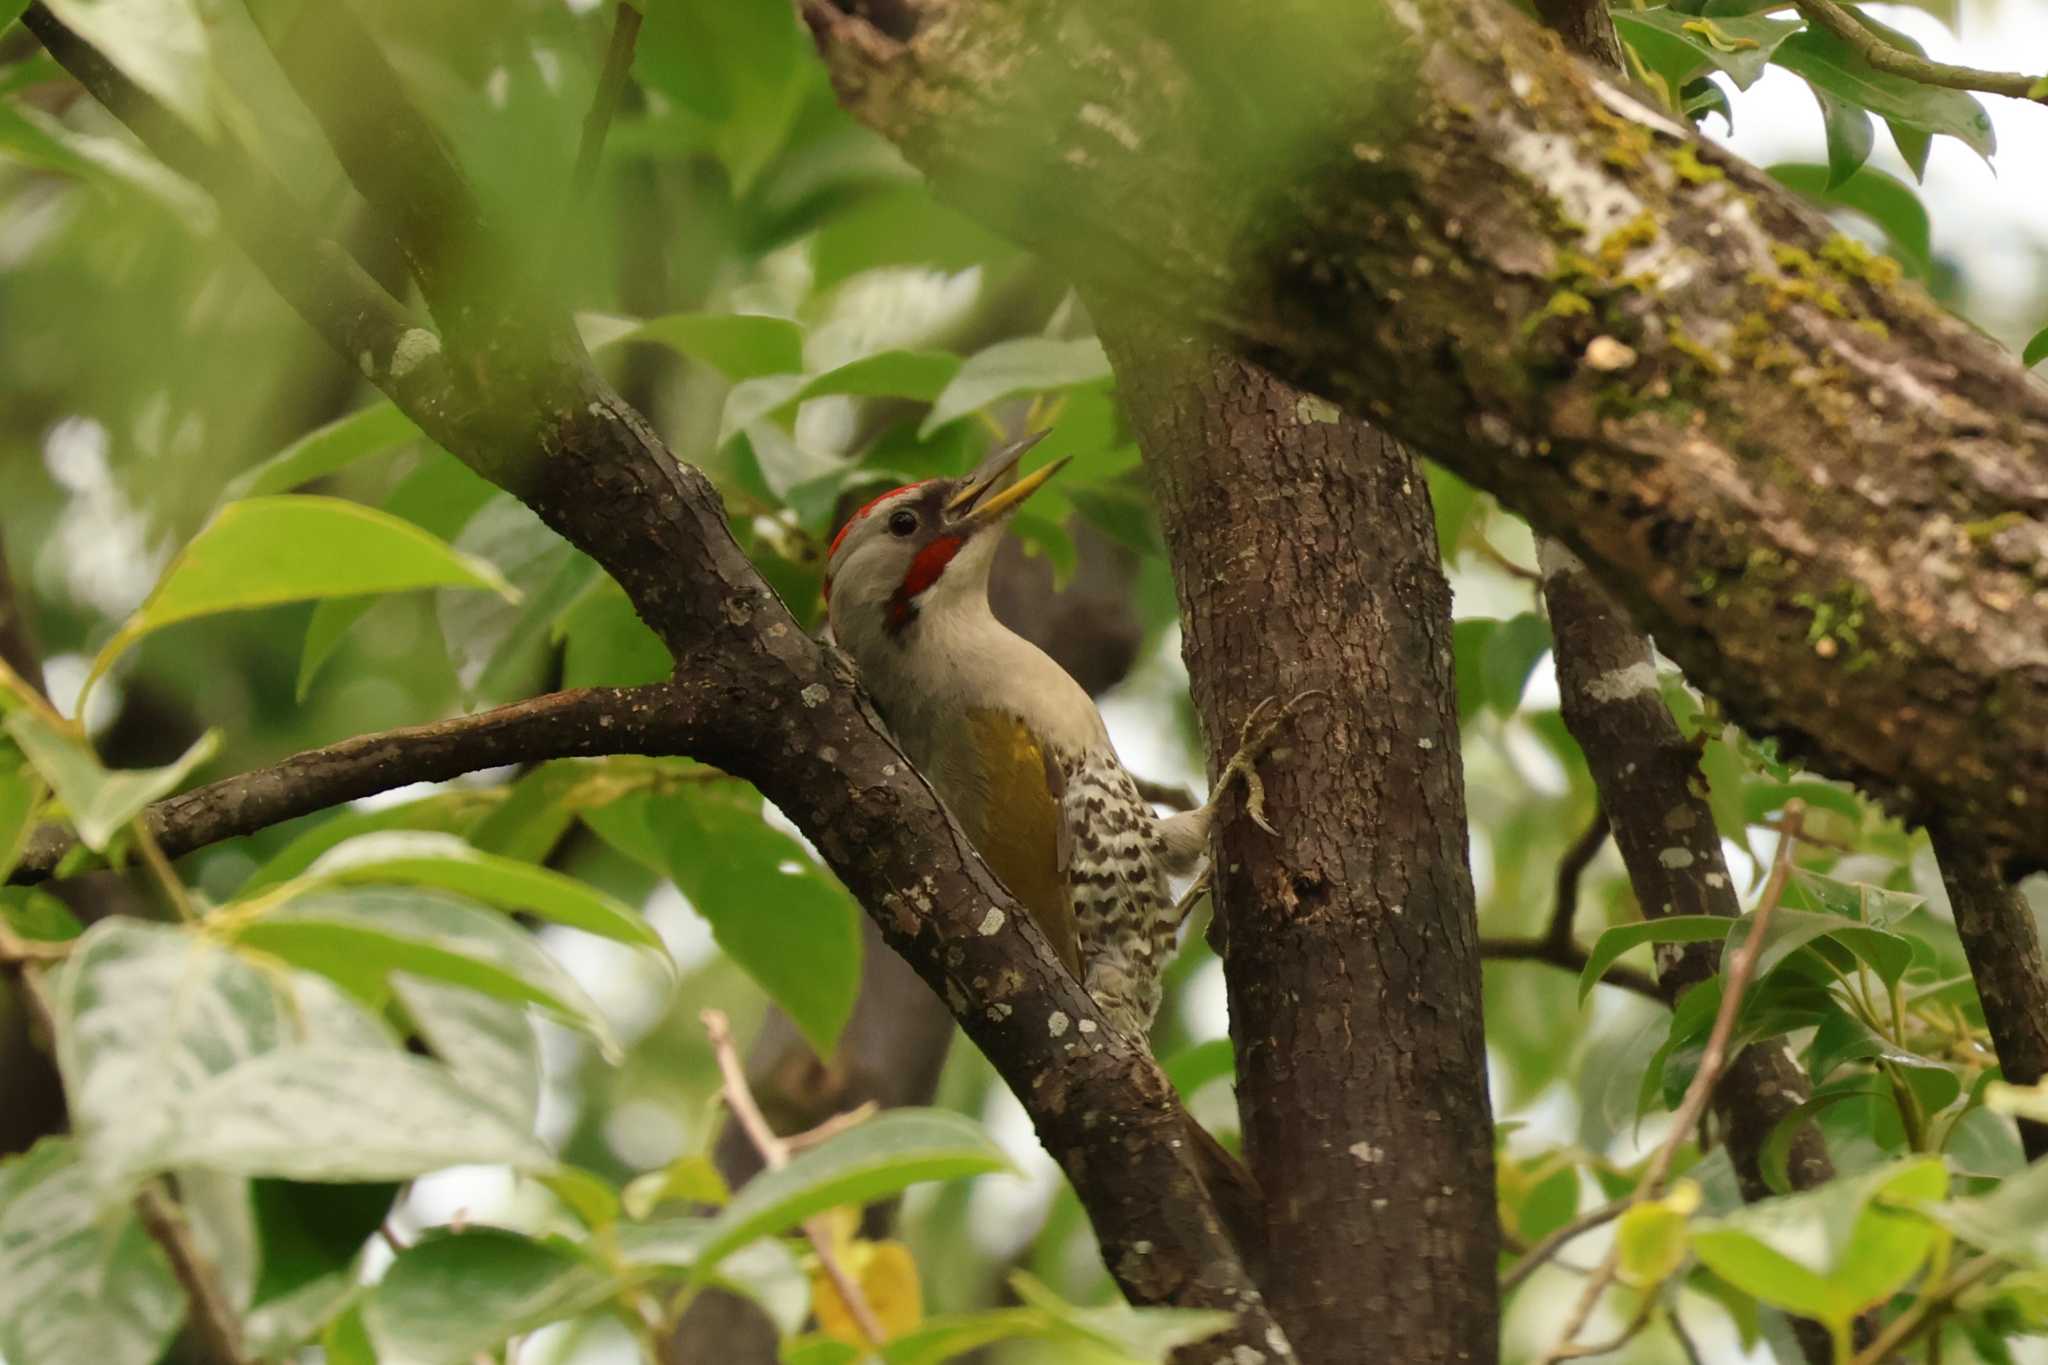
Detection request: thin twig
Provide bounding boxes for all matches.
[1548,808,1612,955]
[1501,1194,1631,1292]
[0,927,70,965]
[1537,803,1807,1365]
[132,817,199,923]
[1480,936,1664,1002]
[784,1101,880,1155]
[1792,0,2047,104]
[135,1182,255,1365]
[567,3,642,207]
[1475,537,1543,584]
[703,1009,890,1349]
[1552,1289,1659,1360]
[1669,1301,1706,1365]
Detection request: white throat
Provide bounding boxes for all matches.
[842,581,1110,766]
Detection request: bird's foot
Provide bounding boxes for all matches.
[1216,689,1328,834]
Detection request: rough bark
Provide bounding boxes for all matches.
[1542,544,1831,1191]
[1541,544,1840,1363]
[29,8,1290,1353]
[1934,828,2048,1161]
[1099,310,1495,1365]
[804,0,2048,869]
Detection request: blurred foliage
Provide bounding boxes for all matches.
[0,1,2045,1363]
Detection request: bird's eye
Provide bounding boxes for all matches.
[887,509,918,537]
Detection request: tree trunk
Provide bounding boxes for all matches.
[806,0,2048,868]
[1099,308,1496,1364]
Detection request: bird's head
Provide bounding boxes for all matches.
[824,431,1067,647]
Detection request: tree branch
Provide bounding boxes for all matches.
[31,9,1288,1350]
[1933,825,2048,1161]
[135,1182,255,1365]
[568,3,644,208]
[10,684,712,882]
[1479,934,1663,1002]
[1793,0,2047,104]
[703,1009,889,1350]
[1101,308,1495,1363]
[805,0,2048,868]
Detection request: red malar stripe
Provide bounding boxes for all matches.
[887,533,966,629]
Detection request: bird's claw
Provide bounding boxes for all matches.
[1218,689,1328,836]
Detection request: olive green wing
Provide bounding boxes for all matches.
[962,708,1081,978]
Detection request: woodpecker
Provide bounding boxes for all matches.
[824,431,1295,1040]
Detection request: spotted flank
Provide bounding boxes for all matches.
[1058,746,1182,1037]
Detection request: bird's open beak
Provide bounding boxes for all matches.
[945,431,1069,526]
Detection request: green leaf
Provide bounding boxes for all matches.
[51,920,549,1189]
[613,782,861,1056]
[248,1179,397,1310]
[622,1155,731,1219]
[389,973,541,1129]
[1681,75,1735,131]
[303,830,670,961]
[1785,868,1923,928]
[1747,906,1913,988]
[1068,483,1164,556]
[39,0,215,134]
[362,1229,620,1365]
[0,98,96,176]
[0,1138,184,1365]
[1694,1157,1946,1327]
[236,790,496,895]
[94,494,516,692]
[1010,1270,1236,1362]
[1580,915,1731,1001]
[5,712,219,851]
[0,1,28,34]
[2,886,83,943]
[1163,1037,1237,1099]
[1766,164,1930,278]
[799,348,963,404]
[1615,1186,1698,1287]
[613,1220,809,1333]
[559,578,673,688]
[1772,24,1995,164]
[1758,1075,1883,1193]
[1482,611,1551,714]
[878,1309,1056,1365]
[2024,326,2048,370]
[1932,1155,2048,1265]
[585,310,805,378]
[0,754,40,881]
[243,1272,362,1358]
[693,1110,1011,1276]
[1452,618,1495,721]
[232,887,621,1056]
[920,337,1112,436]
[297,451,500,698]
[1889,120,1933,181]
[1613,8,1803,90]
[436,497,597,702]
[1809,84,1875,188]
[220,403,421,503]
